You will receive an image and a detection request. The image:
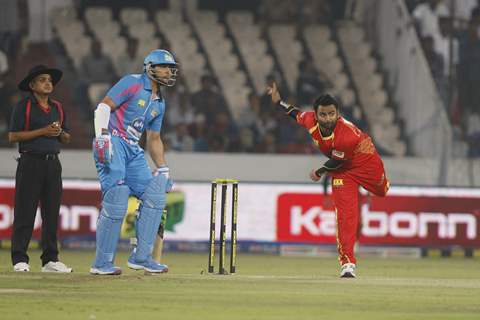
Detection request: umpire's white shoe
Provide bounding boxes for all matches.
[13,262,30,272]
[340,263,356,278]
[42,261,73,273]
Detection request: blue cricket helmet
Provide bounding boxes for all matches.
[144,49,178,66]
[144,49,178,86]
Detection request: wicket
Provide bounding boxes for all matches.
[208,179,238,274]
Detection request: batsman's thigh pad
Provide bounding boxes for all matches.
[134,173,168,261]
[93,185,130,267]
[95,137,129,193]
[125,152,152,198]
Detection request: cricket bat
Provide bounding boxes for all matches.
[152,209,167,263]
[152,235,164,262]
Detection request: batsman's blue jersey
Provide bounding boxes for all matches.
[94,73,165,196]
[107,73,165,144]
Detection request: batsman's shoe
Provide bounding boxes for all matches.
[13,262,30,272]
[90,264,122,275]
[42,261,73,273]
[340,263,356,278]
[127,256,169,273]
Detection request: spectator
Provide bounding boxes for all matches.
[453,0,478,24]
[0,0,20,57]
[80,40,117,84]
[274,112,298,150]
[238,127,255,152]
[300,0,332,24]
[296,59,326,106]
[238,92,260,127]
[165,122,194,152]
[466,113,480,157]
[165,85,194,129]
[259,0,298,23]
[115,38,140,75]
[0,69,20,146]
[255,131,277,153]
[0,49,8,75]
[191,75,229,125]
[458,17,480,117]
[434,15,459,76]
[421,36,447,103]
[413,0,449,38]
[280,127,317,154]
[255,110,278,142]
[189,113,209,152]
[75,40,117,117]
[207,112,239,152]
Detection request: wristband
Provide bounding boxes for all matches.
[279,100,290,110]
[315,168,325,177]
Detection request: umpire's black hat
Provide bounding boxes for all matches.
[18,65,63,91]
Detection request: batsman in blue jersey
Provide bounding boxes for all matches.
[90,49,178,275]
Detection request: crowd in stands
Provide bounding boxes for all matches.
[0,0,337,154]
[2,0,478,157]
[160,72,320,154]
[410,0,480,157]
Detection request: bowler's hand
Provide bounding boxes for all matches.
[266,81,281,105]
[309,169,322,182]
[94,133,113,165]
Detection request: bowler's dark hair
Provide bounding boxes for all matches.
[313,94,339,112]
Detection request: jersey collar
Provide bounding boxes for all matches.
[28,92,52,107]
[142,73,152,91]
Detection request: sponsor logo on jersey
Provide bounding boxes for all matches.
[332,149,345,159]
[138,99,146,107]
[126,117,144,140]
[151,110,158,118]
[333,179,343,186]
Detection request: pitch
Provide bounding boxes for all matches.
[0,250,479,320]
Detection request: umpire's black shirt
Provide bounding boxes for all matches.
[9,93,69,154]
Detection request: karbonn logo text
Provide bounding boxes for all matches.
[0,205,99,232]
[290,204,477,239]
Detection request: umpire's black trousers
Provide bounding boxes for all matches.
[11,153,62,266]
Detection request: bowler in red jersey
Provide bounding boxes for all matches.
[267,82,389,278]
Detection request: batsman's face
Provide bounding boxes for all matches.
[316,105,339,131]
[151,64,178,86]
[29,74,53,94]
[153,65,172,77]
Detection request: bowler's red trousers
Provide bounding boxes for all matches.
[330,156,389,265]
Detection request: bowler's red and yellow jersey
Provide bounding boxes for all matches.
[296,112,378,169]
[296,111,389,196]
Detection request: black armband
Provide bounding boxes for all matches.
[279,101,300,120]
[323,158,345,170]
[315,158,345,176]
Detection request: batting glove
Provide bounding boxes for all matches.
[155,166,174,192]
[93,133,113,165]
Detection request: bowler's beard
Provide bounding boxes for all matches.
[318,119,337,136]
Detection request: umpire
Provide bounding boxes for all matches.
[8,65,72,273]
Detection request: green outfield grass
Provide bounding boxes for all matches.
[0,250,479,320]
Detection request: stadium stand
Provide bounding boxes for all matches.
[2,0,479,159]
[338,21,406,156]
